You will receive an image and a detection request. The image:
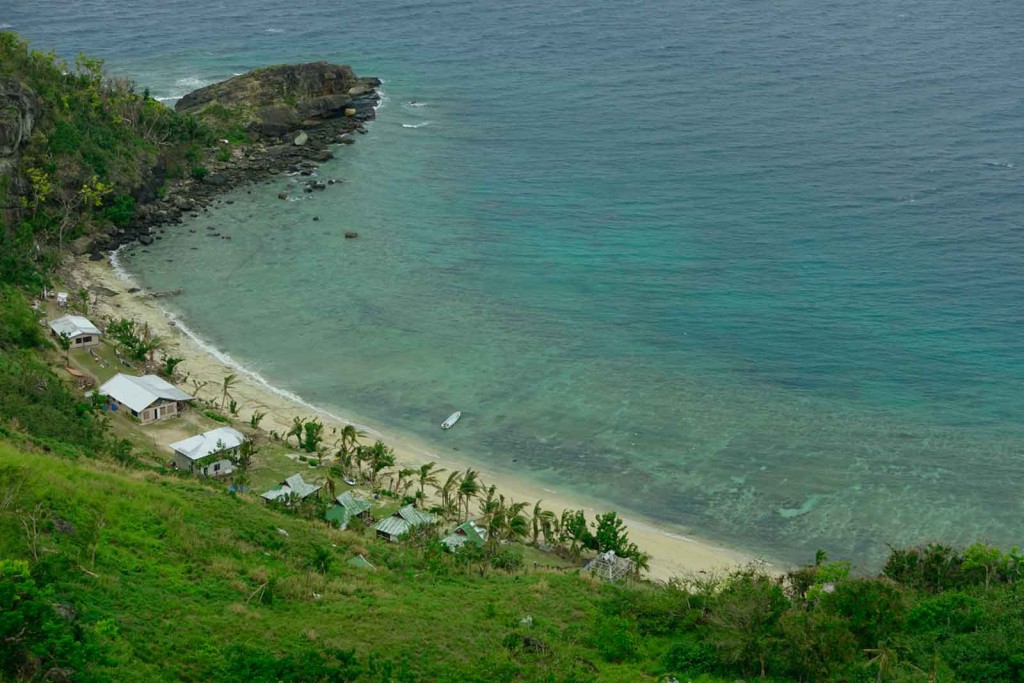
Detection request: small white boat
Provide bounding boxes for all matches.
[441,411,461,430]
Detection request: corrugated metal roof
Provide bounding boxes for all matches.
[335,491,372,516]
[98,374,192,413]
[347,554,375,570]
[48,315,101,338]
[325,505,351,529]
[169,427,245,461]
[397,505,436,526]
[442,521,487,550]
[262,474,322,501]
[375,505,436,539]
[374,516,412,538]
[284,474,321,498]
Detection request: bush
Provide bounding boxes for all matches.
[591,615,640,663]
[191,165,207,180]
[202,410,229,424]
[0,559,105,680]
[0,287,45,350]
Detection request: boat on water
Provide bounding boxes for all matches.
[441,411,461,430]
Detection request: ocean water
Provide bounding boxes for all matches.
[8,0,1023,566]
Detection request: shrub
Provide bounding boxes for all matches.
[591,615,640,663]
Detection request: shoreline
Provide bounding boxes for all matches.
[71,255,758,583]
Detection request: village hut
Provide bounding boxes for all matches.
[97,373,193,423]
[373,505,437,542]
[169,426,245,477]
[441,520,488,552]
[48,314,102,349]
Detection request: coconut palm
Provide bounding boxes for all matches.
[478,484,499,521]
[531,501,557,545]
[439,470,463,518]
[219,372,237,409]
[392,467,416,495]
[286,416,305,447]
[457,469,482,521]
[415,462,445,507]
[338,424,364,458]
[366,440,396,490]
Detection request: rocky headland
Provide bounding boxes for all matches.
[98,61,380,254]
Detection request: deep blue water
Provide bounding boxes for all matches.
[7,0,1023,566]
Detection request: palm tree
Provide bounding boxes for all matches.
[393,467,415,495]
[531,501,556,545]
[286,416,305,447]
[324,473,337,501]
[457,469,482,521]
[478,484,499,521]
[220,372,237,410]
[416,462,445,507]
[338,424,364,459]
[440,470,463,518]
[504,501,530,543]
[366,441,396,490]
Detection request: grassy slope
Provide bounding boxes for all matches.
[0,441,672,682]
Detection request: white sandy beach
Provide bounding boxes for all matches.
[70,254,756,581]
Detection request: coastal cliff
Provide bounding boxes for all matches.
[0,34,379,266]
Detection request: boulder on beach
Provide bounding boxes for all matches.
[293,130,308,146]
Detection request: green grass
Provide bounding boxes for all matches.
[0,441,671,682]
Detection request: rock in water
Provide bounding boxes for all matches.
[344,231,358,239]
[175,62,381,138]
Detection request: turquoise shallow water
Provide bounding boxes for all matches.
[9,0,1023,565]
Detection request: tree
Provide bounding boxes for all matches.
[365,441,395,489]
[301,419,324,453]
[56,331,72,364]
[220,372,237,410]
[337,424,363,458]
[706,568,789,678]
[440,470,462,518]
[416,462,445,507]
[559,509,592,560]
[592,511,630,555]
[531,501,556,545]
[287,417,305,447]
[160,355,184,379]
[0,559,103,680]
[393,467,415,496]
[458,469,482,521]
[249,411,266,429]
[963,543,1008,589]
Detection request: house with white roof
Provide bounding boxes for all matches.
[97,373,193,423]
[261,474,323,505]
[48,315,102,349]
[169,426,245,477]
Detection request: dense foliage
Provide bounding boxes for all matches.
[0,31,213,286]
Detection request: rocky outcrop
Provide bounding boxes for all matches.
[175,62,380,137]
[0,77,40,217]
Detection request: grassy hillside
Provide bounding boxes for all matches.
[0,441,657,682]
